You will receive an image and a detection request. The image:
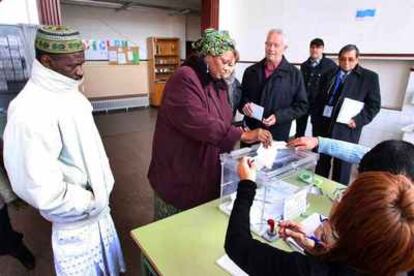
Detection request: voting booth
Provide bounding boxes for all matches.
[219,144,319,236]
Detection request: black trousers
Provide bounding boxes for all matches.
[0,205,23,255]
[295,114,309,138]
[315,153,352,185]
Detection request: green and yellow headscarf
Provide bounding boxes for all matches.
[192,28,235,56]
[35,25,83,54]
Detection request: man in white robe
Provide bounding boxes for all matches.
[3,25,126,275]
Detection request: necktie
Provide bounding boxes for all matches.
[311,60,319,67]
[328,71,346,105]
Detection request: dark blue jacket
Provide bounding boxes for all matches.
[312,64,381,143]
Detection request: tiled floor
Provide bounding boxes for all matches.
[0,107,158,276]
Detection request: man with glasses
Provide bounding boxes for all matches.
[239,29,308,142]
[311,44,381,185]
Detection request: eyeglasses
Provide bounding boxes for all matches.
[317,219,339,247]
[339,57,357,62]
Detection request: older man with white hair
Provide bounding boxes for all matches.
[240,29,308,142]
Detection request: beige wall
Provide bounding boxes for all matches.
[81,61,149,99]
[62,4,199,99]
[62,4,187,59]
[186,14,201,41]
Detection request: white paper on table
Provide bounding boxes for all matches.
[255,142,288,170]
[301,213,326,236]
[283,188,308,220]
[250,103,264,121]
[336,97,364,124]
[216,255,249,276]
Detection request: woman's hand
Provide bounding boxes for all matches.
[237,157,256,182]
[279,220,330,255]
[278,220,319,254]
[241,128,272,147]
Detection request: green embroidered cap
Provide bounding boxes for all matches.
[35,25,83,54]
[192,28,235,56]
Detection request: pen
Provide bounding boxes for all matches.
[307,235,322,246]
[286,237,305,254]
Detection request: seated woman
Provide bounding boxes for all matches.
[225,157,414,275]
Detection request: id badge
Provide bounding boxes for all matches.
[323,105,333,118]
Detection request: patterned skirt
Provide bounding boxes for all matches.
[153,193,181,221]
[52,211,126,276]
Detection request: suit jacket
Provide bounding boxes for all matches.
[300,55,337,107]
[240,57,308,141]
[312,64,381,143]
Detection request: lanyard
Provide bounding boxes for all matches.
[327,71,346,106]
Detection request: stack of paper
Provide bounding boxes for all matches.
[216,255,248,276]
[336,97,364,124]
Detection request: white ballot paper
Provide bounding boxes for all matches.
[283,188,308,220]
[217,255,249,276]
[301,213,327,236]
[336,98,364,124]
[250,103,264,121]
[255,142,288,170]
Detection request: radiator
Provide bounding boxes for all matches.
[90,95,149,112]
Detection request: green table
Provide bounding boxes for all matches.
[130,174,345,276]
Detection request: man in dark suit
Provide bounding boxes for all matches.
[296,38,337,137]
[239,29,308,142]
[312,44,381,185]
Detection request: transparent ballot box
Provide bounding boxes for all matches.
[219,145,319,236]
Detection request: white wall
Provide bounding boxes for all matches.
[0,0,39,25]
[221,0,414,147]
[220,0,414,62]
[61,4,190,59]
[185,14,201,42]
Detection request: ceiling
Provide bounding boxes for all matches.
[60,0,201,14]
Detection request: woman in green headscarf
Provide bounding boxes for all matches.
[148,29,273,220]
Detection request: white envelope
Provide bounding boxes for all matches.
[336,98,364,124]
[255,142,288,170]
[250,103,264,121]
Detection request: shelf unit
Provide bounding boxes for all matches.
[147,37,180,107]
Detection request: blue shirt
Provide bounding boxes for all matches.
[318,137,370,164]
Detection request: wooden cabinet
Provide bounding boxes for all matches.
[147,37,180,107]
[152,82,166,107]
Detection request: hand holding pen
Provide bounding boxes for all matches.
[278,220,327,255]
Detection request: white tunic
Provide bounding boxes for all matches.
[3,60,126,275]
